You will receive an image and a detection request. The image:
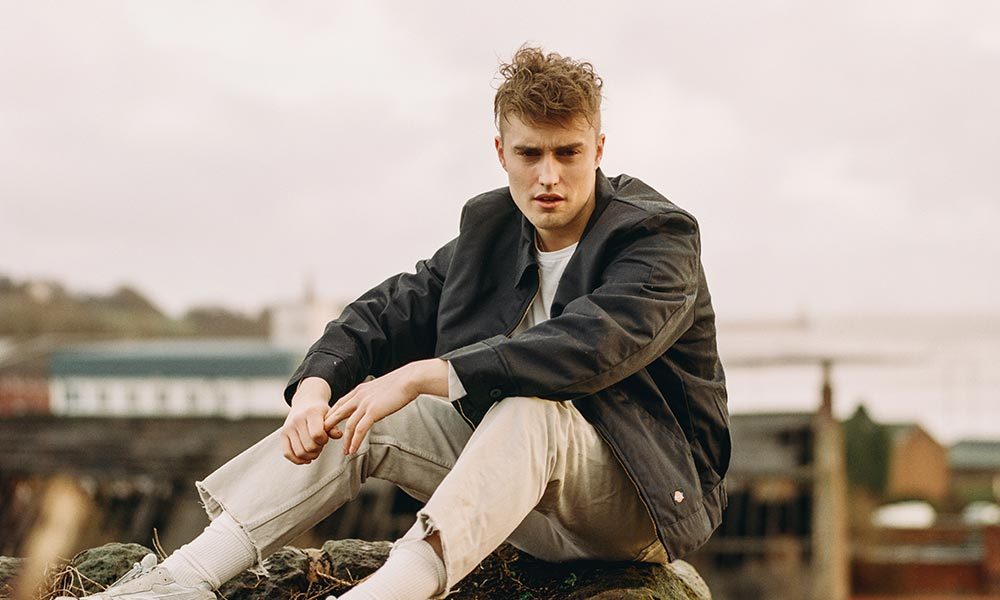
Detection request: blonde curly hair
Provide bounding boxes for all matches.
[494,45,603,136]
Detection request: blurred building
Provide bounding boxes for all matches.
[269,280,343,350]
[951,440,1000,505]
[48,339,300,418]
[687,405,849,600]
[853,525,1000,595]
[0,336,65,416]
[884,422,950,504]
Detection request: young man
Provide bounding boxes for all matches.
[62,46,730,600]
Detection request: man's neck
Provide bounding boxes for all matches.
[535,193,595,251]
[535,232,581,252]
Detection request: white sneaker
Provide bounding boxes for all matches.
[55,554,215,600]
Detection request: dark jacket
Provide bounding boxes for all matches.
[284,169,730,560]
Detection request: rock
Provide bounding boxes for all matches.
[50,543,155,597]
[221,540,711,600]
[0,557,24,597]
[12,539,709,600]
[218,546,320,600]
[451,543,710,600]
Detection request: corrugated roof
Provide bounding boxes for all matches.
[50,338,301,378]
[730,412,814,431]
[950,440,1000,471]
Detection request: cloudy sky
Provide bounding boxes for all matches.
[2,1,997,319]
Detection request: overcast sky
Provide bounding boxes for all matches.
[1,1,997,319]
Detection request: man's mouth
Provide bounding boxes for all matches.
[533,194,565,208]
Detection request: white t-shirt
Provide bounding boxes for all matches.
[448,239,578,400]
[511,241,578,335]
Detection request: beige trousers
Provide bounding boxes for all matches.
[196,394,666,594]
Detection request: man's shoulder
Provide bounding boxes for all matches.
[461,185,515,211]
[457,185,519,231]
[604,173,699,233]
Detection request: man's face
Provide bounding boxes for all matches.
[495,115,605,251]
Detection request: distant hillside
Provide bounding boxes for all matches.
[0,274,267,339]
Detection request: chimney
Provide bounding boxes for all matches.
[820,358,833,418]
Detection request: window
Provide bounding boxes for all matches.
[156,388,169,413]
[215,391,227,416]
[65,386,79,412]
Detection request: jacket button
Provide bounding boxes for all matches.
[489,388,503,399]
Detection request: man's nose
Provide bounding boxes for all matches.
[538,154,560,187]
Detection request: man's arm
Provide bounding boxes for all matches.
[283,358,450,463]
[280,236,456,464]
[283,236,457,406]
[444,211,701,424]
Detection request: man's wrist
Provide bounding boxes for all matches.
[407,359,449,398]
[293,376,333,405]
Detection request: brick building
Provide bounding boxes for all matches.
[885,422,951,504]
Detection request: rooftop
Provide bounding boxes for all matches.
[50,338,301,378]
[950,440,1000,471]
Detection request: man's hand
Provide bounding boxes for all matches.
[281,377,333,465]
[325,358,448,455]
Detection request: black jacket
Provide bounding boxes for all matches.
[284,169,730,560]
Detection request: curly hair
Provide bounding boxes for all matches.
[494,45,603,135]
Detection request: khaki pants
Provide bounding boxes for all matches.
[196,394,666,594]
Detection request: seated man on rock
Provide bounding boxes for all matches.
[61,44,731,600]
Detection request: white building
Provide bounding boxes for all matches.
[49,339,301,418]
[269,280,344,351]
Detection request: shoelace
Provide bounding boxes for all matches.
[107,554,158,588]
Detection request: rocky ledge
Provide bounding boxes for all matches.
[2,540,710,599]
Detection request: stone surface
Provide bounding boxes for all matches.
[50,543,154,597]
[2,540,710,599]
[0,557,23,598]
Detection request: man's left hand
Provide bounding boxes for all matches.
[324,358,449,455]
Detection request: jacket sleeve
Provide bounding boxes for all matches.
[442,211,700,424]
[283,236,457,405]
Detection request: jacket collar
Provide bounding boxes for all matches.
[513,168,615,287]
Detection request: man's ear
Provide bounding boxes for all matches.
[594,132,606,169]
[495,135,507,171]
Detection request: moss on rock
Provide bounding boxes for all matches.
[3,540,710,599]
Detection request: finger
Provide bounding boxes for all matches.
[330,386,359,413]
[324,405,342,430]
[349,414,375,455]
[342,406,366,455]
[325,398,357,431]
[295,426,321,459]
[306,411,329,447]
[282,431,298,464]
[324,409,343,439]
[284,430,309,465]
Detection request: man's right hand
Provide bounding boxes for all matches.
[281,377,333,465]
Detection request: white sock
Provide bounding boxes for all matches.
[161,512,257,589]
[339,539,446,600]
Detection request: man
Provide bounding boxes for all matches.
[62,45,730,600]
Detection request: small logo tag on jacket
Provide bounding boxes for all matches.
[673,490,685,504]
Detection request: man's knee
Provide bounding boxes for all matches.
[489,395,561,419]
[481,396,567,442]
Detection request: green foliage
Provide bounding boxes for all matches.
[180,306,268,336]
[842,404,891,496]
[0,274,266,339]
